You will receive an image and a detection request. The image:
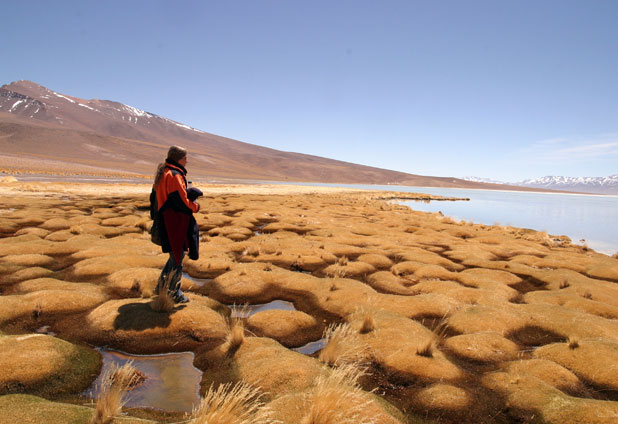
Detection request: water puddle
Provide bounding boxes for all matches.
[252,223,268,236]
[229,300,296,318]
[85,349,202,413]
[35,325,56,337]
[183,272,213,287]
[293,338,326,355]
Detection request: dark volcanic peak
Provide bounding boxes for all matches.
[0,88,45,114]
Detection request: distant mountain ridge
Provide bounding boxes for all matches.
[463,175,618,195]
[0,80,561,192]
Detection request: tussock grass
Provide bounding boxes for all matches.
[300,363,377,424]
[568,337,580,350]
[90,361,140,424]
[416,340,434,358]
[225,304,248,356]
[359,314,375,334]
[319,323,368,366]
[227,324,245,356]
[150,273,175,313]
[354,305,376,335]
[191,382,277,424]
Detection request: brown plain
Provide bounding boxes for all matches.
[1,181,618,423]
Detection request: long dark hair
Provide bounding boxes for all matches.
[154,145,187,187]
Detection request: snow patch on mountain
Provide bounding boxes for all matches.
[463,175,618,194]
[9,100,24,112]
[122,104,153,118]
[519,175,618,188]
[462,176,504,185]
[52,92,76,104]
[78,103,97,111]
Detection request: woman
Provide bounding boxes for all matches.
[151,146,200,303]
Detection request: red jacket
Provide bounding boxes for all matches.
[155,161,199,263]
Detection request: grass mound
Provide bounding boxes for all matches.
[0,334,101,397]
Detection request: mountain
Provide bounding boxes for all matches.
[463,175,618,195]
[0,80,554,191]
[461,176,506,185]
[517,175,618,195]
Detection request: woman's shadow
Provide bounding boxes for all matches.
[113,301,187,331]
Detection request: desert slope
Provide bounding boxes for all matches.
[1,80,556,191]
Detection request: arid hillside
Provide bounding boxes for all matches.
[1,80,545,191]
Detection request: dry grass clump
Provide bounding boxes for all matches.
[568,336,580,350]
[245,310,322,348]
[319,323,368,366]
[150,290,175,312]
[356,253,393,269]
[359,313,375,334]
[90,361,140,424]
[1,253,55,267]
[443,331,519,363]
[150,272,175,313]
[225,304,248,356]
[353,305,377,335]
[322,260,375,279]
[416,340,435,358]
[150,274,174,313]
[227,324,245,356]
[300,363,377,424]
[191,382,277,424]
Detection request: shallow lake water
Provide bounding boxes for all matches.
[182,272,213,287]
[400,187,618,255]
[85,349,202,413]
[274,182,618,255]
[293,338,326,355]
[228,300,297,318]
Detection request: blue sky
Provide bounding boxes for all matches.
[2,0,617,181]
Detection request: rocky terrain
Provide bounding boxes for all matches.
[0,180,617,423]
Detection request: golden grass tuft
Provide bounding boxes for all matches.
[150,273,175,313]
[227,324,245,356]
[300,363,376,424]
[416,340,434,358]
[90,361,140,424]
[225,305,248,356]
[568,337,580,350]
[359,314,375,334]
[191,382,277,424]
[355,305,377,335]
[319,323,369,366]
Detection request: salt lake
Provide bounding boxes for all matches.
[284,182,618,256]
